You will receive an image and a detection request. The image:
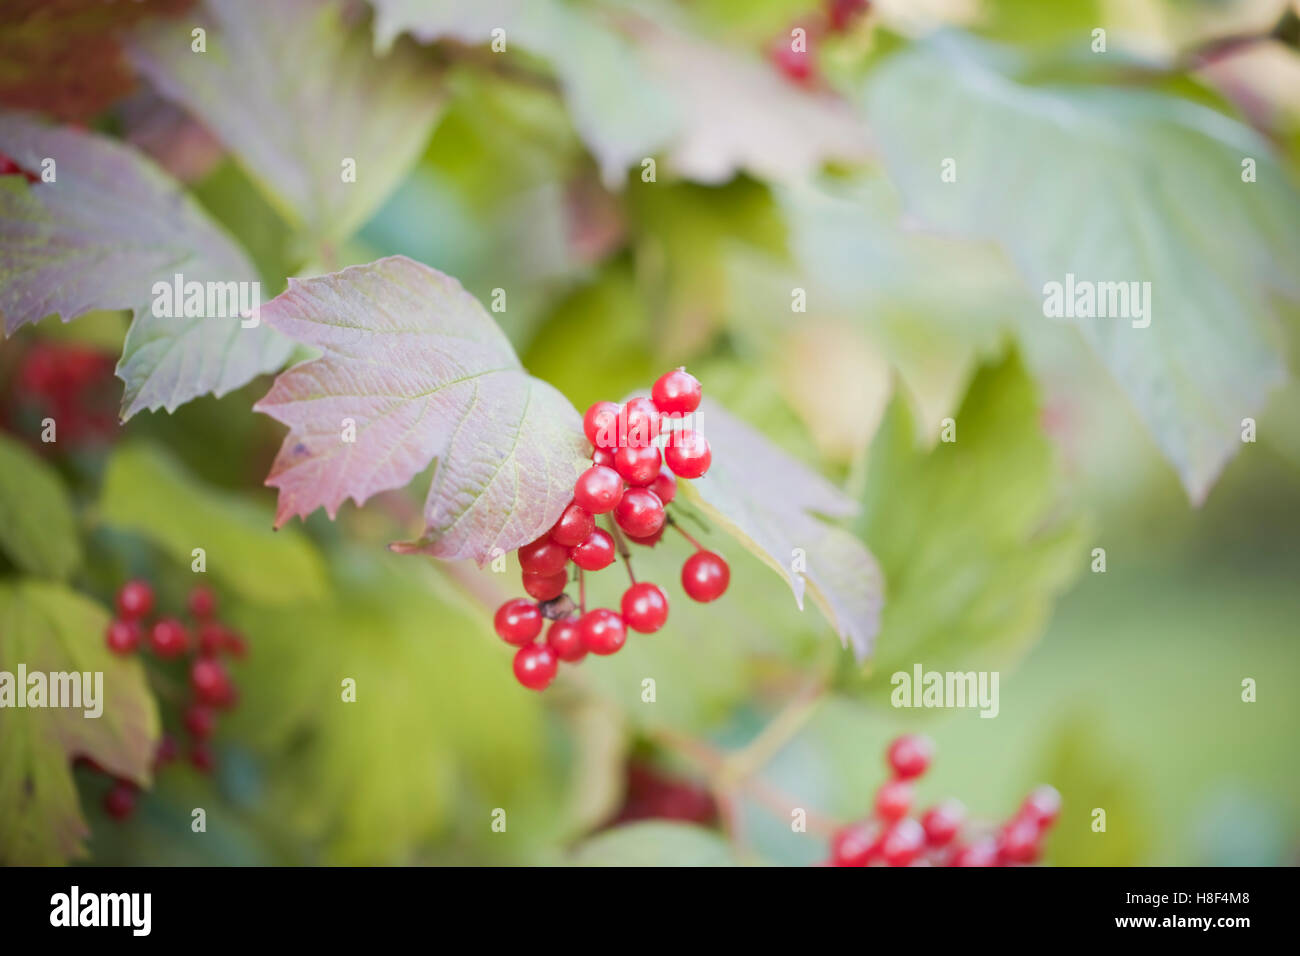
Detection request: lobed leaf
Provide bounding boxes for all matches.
[0,579,160,865]
[0,112,292,417]
[863,34,1300,503]
[253,255,589,563]
[128,0,447,242]
[678,398,883,660]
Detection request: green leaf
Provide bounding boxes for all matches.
[0,113,293,418]
[97,442,328,605]
[863,33,1300,503]
[679,398,883,660]
[0,579,160,864]
[569,821,735,866]
[846,352,1084,688]
[0,435,80,579]
[253,256,589,563]
[128,0,446,243]
[226,548,561,863]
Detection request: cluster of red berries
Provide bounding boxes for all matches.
[770,0,872,85]
[827,735,1061,866]
[92,580,248,820]
[4,341,119,447]
[494,368,731,691]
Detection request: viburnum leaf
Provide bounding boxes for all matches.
[0,112,292,418]
[863,34,1300,503]
[844,353,1084,692]
[677,398,883,660]
[370,0,677,189]
[253,255,589,563]
[371,0,868,186]
[0,579,160,865]
[0,435,81,580]
[128,0,446,242]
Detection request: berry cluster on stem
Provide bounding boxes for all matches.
[827,734,1061,866]
[92,580,249,820]
[494,369,731,690]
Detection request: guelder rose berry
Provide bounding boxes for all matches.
[579,609,626,656]
[571,528,616,571]
[664,429,711,479]
[621,582,669,633]
[613,444,662,486]
[116,579,154,620]
[681,551,729,602]
[874,778,913,821]
[513,643,558,691]
[573,465,623,514]
[887,734,933,779]
[522,570,567,602]
[651,368,702,415]
[614,487,665,539]
[546,619,587,662]
[583,400,620,449]
[550,502,595,547]
[494,599,542,645]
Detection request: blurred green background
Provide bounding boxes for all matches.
[1,0,1298,866]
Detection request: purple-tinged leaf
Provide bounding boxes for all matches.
[128,0,446,241]
[254,256,589,563]
[678,399,883,660]
[0,111,292,418]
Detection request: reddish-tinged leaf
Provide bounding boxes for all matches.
[0,112,292,417]
[254,256,589,563]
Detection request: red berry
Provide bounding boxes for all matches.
[950,838,999,867]
[184,703,217,739]
[921,799,965,846]
[522,569,568,602]
[550,502,595,547]
[591,448,615,468]
[154,733,179,768]
[621,582,669,633]
[874,778,913,821]
[770,37,813,84]
[584,400,621,449]
[189,741,215,773]
[619,397,662,448]
[826,0,870,33]
[546,619,587,662]
[571,528,615,571]
[627,527,664,547]
[187,585,217,619]
[880,818,926,866]
[1020,785,1062,829]
[887,734,933,779]
[198,620,226,656]
[997,816,1041,864]
[512,643,559,691]
[579,608,626,655]
[222,631,248,658]
[105,618,141,654]
[650,471,676,505]
[149,618,189,658]
[829,821,879,867]
[614,487,665,539]
[613,444,662,486]
[493,598,543,645]
[665,429,711,478]
[681,551,729,602]
[116,579,154,619]
[573,465,624,514]
[103,781,137,821]
[190,657,231,706]
[651,368,702,416]
[518,535,570,576]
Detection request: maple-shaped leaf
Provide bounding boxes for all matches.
[370,0,868,187]
[677,398,883,660]
[254,255,589,563]
[128,0,446,242]
[0,579,160,865]
[0,112,293,417]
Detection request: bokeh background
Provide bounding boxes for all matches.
[1,0,1298,865]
